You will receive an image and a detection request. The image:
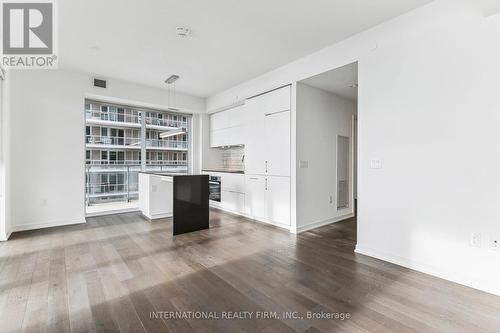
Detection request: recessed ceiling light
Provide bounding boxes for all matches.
[176,27,191,38]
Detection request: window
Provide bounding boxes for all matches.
[85,103,92,119]
[85,99,192,208]
[109,106,118,121]
[101,106,108,120]
[117,108,125,122]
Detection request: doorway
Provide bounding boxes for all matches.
[295,62,358,233]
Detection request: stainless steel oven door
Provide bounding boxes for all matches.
[209,177,221,202]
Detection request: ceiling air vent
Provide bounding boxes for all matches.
[93,78,107,88]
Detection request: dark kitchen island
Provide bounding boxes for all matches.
[139,173,209,235]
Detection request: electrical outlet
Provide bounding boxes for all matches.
[490,238,500,251]
[470,233,482,248]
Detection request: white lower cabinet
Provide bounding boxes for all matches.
[265,176,290,226]
[245,174,290,227]
[221,190,245,213]
[244,175,266,219]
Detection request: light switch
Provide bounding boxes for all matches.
[299,160,309,169]
[370,159,382,169]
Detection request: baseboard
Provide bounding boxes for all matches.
[355,245,500,297]
[142,212,173,220]
[210,205,292,231]
[11,217,87,233]
[86,207,140,218]
[294,213,355,234]
[0,229,11,241]
[245,215,291,231]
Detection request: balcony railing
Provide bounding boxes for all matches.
[86,135,187,150]
[86,160,141,165]
[86,135,141,147]
[85,164,188,206]
[85,159,187,166]
[85,109,140,124]
[145,117,187,129]
[85,109,187,129]
[146,139,188,149]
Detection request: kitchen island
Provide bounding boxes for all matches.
[138,172,209,235]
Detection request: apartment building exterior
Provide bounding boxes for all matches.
[85,100,190,206]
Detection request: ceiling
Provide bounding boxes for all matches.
[301,62,358,101]
[59,0,432,97]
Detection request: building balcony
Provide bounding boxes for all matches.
[146,160,187,166]
[85,110,187,130]
[85,160,187,166]
[145,116,188,130]
[85,163,188,206]
[86,135,188,151]
[85,135,141,149]
[85,110,141,128]
[86,160,141,165]
[145,139,188,150]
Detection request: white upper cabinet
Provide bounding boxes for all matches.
[210,104,246,147]
[210,111,229,131]
[257,86,291,115]
[244,97,267,174]
[244,86,291,176]
[226,104,247,128]
[265,111,290,176]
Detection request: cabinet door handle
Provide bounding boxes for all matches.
[265,178,268,190]
[249,177,258,180]
[265,161,268,173]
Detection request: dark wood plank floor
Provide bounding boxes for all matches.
[1,209,499,332]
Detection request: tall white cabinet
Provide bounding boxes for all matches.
[244,86,291,227]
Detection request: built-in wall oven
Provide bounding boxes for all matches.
[209,176,221,202]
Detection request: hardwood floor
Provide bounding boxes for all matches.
[1,209,499,332]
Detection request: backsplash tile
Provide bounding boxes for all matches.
[221,146,245,170]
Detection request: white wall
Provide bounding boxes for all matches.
[7,69,204,233]
[207,0,500,296]
[0,70,11,240]
[296,83,355,232]
[199,113,225,170]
